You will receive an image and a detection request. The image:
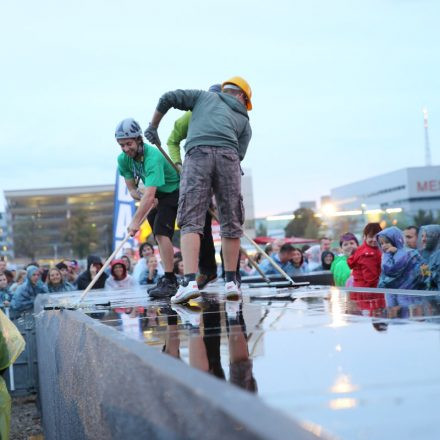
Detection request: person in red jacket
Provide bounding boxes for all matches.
[348,223,383,287]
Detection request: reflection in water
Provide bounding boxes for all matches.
[344,291,440,330]
[384,293,440,320]
[328,288,348,328]
[330,374,358,394]
[347,292,386,317]
[161,299,258,393]
[328,398,358,410]
[85,288,440,440]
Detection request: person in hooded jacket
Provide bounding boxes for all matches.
[46,267,76,293]
[347,223,382,287]
[313,251,335,272]
[10,265,49,313]
[76,255,108,290]
[419,225,440,263]
[105,260,138,290]
[420,225,440,291]
[377,227,423,290]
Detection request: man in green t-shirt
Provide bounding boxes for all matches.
[115,118,180,298]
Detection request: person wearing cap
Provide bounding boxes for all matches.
[144,76,252,303]
[115,118,180,299]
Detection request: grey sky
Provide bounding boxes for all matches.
[1,0,438,216]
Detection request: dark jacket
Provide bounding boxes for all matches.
[157,89,252,160]
[76,255,108,290]
[313,251,335,271]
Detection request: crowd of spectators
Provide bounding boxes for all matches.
[1,222,438,316]
[328,224,439,291]
[0,243,192,315]
[236,223,440,293]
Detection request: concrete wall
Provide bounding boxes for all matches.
[34,296,321,440]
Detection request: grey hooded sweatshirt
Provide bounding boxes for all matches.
[156,89,252,160]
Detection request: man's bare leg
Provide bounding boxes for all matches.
[156,234,174,272]
[164,325,180,358]
[222,237,240,272]
[181,232,200,274]
[189,334,209,372]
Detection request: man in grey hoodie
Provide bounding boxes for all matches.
[144,76,252,303]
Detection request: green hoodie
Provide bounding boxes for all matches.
[157,89,252,160]
[331,255,352,287]
[167,111,192,164]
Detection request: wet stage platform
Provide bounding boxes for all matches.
[44,285,440,439]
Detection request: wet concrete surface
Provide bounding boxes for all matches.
[52,284,440,440]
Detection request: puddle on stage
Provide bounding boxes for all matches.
[81,285,440,440]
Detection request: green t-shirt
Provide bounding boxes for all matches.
[117,144,180,195]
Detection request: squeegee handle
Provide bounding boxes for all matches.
[242,232,296,285]
[78,234,132,303]
[154,141,296,285]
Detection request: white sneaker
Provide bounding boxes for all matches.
[224,281,241,300]
[171,280,200,304]
[225,301,240,320]
[171,304,201,328]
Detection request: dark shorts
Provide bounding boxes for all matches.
[177,146,244,238]
[147,190,179,239]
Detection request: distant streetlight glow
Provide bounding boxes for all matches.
[332,210,363,217]
[365,209,383,215]
[321,203,336,216]
[329,398,358,410]
[266,214,295,221]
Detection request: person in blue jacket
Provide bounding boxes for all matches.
[377,227,423,290]
[419,225,440,263]
[11,265,48,313]
[46,267,76,293]
[420,225,440,291]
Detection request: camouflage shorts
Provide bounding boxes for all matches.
[177,146,244,238]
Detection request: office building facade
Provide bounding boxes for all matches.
[4,185,114,260]
[330,166,440,216]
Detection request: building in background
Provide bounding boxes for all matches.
[4,185,114,261]
[242,168,256,234]
[330,166,440,215]
[315,166,440,237]
[3,171,256,261]
[299,201,316,210]
[0,212,13,260]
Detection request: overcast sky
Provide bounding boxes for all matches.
[1,0,438,216]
